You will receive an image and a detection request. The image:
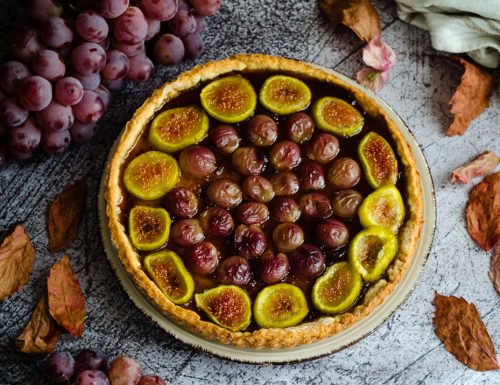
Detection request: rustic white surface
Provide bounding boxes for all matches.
[0,1,499,384]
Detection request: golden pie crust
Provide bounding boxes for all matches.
[105,54,423,348]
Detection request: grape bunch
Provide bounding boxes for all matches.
[0,0,221,167]
[46,348,166,385]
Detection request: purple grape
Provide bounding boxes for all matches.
[74,348,108,374]
[9,147,35,160]
[111,37,145,57]
[154,34,185,65]
[178,0,191,11]
[241,175,275,203]
[299,193,332,219]
[97,0,130,18]
[298,161,325,190]
[232,147,265,176]
[42,129,70,154]
[194,14,206,33]
[0,98,29,127]
[272,223,304,252]
[236,203,269,225]
[101,77,125,91]
[40,16,73,48]
[269,171,299,196]
[270,197,301,223]
[327,157,361,190]
[72,90,104,123]
[199,207,234,237]
[178,145,216,177]
[269,141,301,170]
[138,375,167,385]
[0,61,31,95]
[167,10,196,37]
[305,133,340,165]
[138,0,178,21]
[55,77,84,106]
[72,42,106,75]
[316,219,349,248]
[186,241,220,275]
[28,0,63,22]
[234,224,266,259]
[108,356,142,385]
[145,18,161,41]
[127,54,154,83]
[164,187,198,218]
[286,112,314,144]
[46,351,75,383]
[289,244,326,278]
[36,101,74,132]
[258,251,289,284]
[206,179,242,209]
[0,143,7,167]
[94,85,112,110]
[18,76,52,112]
[70,121,96,143]
[113,6,148,45]
[74,370,109,385]
[170,218,205,246]
[209,124,240,154]
[247,115,278,146]
[10,29,46,63]
[75,10,109,43]
[8,118,41,153]
[101,50,129,80]
[216,256,251,286]
[97,36,111,51]
[73,72,101,91]
[182,33,204,59]
[190,0,221,16]
[31,49,66,81]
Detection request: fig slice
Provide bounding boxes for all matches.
[143,250,194,304]
[253,283,308,329]
[312,262,362,314]
[148,105,209,152]
[259,75,311,115]
[358,132,398,188]
[123,151,179,200]
[348,226,397,282]
[200,75,257,123]
[128,205,171,251]
[312,96,363,137]
[195,285,252,331]
[358,185,405,234]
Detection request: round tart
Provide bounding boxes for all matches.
[105,54,423,348]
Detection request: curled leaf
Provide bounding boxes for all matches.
[434,293,500,371]
[490,244,500,295]
[0,224,36,301]
[466,172,500,251]
[362,35,396,71]
[452,151,499,184]
[447,57,494,136]
[47,255,86,337]
[356,67,389,92]
[15,295,62,354]
[48,179,87,252]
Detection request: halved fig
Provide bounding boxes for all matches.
[195,285,252,331]
[143,250,194,304]
[148,106,209,152]
[128,205,170,251]
[123,151,179,200]
[358,132,398,188]
[358,185,405,234]
[253,283,308,328]
[348,226,397,282]
[200,75,257,123]
[312,96,363,137]
[259,75,311,115]
[312,261,362,314]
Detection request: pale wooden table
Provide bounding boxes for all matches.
[0,1,499,384]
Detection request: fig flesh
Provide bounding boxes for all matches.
[259,75,311,115]
[358,185,405,234]
[312,96,363,137]
[128,205,170,251]
[358,132,398,188]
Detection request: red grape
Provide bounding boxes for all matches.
[75,10,109,43]
[113,6,148,45]
[97,36,111,51]
[216,256,251,286]
[194,14,206,33]
[18,76,52,111]
[138,375,166,385]
[182,33,204,59]
[0,61,31,95]
[74,348,108,374]
[101,77,125,91]
[10,29,46,63]
[258,251,289,284]
[28,0,63,22]
[164,187,198,218]
[145,18,161,41]
[46,351,75,383]
[101,50,129,80]
[289,244,325,278]
[154,34,185,65]
[0,98,29,127]
[108,356,142,385]
[110,37,145,57]
[127,54,154,83]
[40,16,74,48]
[94,85,112,110]
[96,0,130,19]
[190,0,221,16]
[199,207,234,237]
[168,10,196,37]
[31,49,66,81]
[74,370,109,385]
[36,101,74,132]
[72,90,104,123]
[186,241,220,275]
[234,224,266,259]
[42,129,70,154]
[8,118,41,153]
[170,218,205,246]
[71,42,106,75]
[70,121,96,143]
[55,77,84,106]
[73,71,101,91]
[178,0,191,11]
[138,0,178,21]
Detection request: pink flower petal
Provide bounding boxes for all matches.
[356,67,389,92]
[362,35,396,71]
[451,151,499,184]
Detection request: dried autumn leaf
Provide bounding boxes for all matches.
[47,255,86,337]
[48,179,87,252]
[466,172,500,251]
[15,295,62,354]
[452,151,499,184]
[447,57,494,136]
[490,244,500,295]
[434,293,500,371]
[319,0,381,43]
[0,224,36,301]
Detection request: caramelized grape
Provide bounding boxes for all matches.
[298,161,325,190]
[206,179,242,209]
[164,187,198,218]
[270,197,301,223]
[305,133,339,165]
[316,219,349,248]
[272,223,304,252]
[299,193,332,219]
[327,157,361,190]
[269,141,301,170]
[270,171,299,196]
[209,124,240,154]
[232,147,264,176]
[216,256,251,286]
[170,218,204,246]
[234,224,266,259]
[241,175,275,203]
[199,207,234,237]
[236,203,269,225]
[186,241,220,275]
[247,115,278,146]
[332,189,363,218]
[179,145,216,177]
[289,244,325,278]
[258,250,289,284]
[286,112,315,143]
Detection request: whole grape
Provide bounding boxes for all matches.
[236,203,269,225]
[216,256,251,286]
[18,76,52,111]
[46,351,75,383]
[232,147,265,176]
[247,115,278,146]
[72,42,106,75]
[269,141,301,170]
[164,187,198,218]
[186,241,220,275]
[8,118,41,153]
[75,10,109,43]
[209,124,240,154]
[138,375,167,385]
[182,33,204,59]
[270,197,301,223]
[0,98,29,127]
[138,0,178,21]
[42,129,71,154]
[94,85,112,110]
[241,175,275,203]
[269,171,299,196]
[332,189,363,218]
[167,10,197,37]
[170,218,205,246]
[190,0,221,16]
[272,223,304,252]
[0,61,31,95]
[70,121,96,143]
[108,356,142,385]
[40,16,73,48]
[127,55,154,83]
[102,77,125,91]
[258,251,289,284]
[55,77,84,106]
[28,0,63,22]
[75,370,109,385]
[316,219,349,248]
[36,101,74,132]
[178,145,216,177]
[289,244,326,278]
[111,38,145,57]
[234,224,266,259]
[102,50,129,81]
[73,72,101,91]
[194,14,206,33]
[97,0,130,19]
[199,207,234,237]
[206,179,242,209]
[74,348,108,374]
[327,157,361,190]
[299,193,332,219]
[113,6,148,45]
[154,34,185,65]
[72,91,104,123]
[305,133,339,165]
[298,161,325,190]
[10,29,46,63]
[286,112,314,143]
[31,49,65,81]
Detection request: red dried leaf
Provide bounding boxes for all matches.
[0,224,36,301]
[434,293,500,371]
[447,57,494,136]
[466,172,500,251]
[48,179,87,252]
[15,295,62,354]
[452,151,499,184]
[319,0,381,42]
[47,255,86,337]
[490,244,500,295]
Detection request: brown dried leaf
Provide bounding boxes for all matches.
[319,0,381,42]
[0,225,36,301]
[47,255,86,337]
[452,151,499,184]
[490,244,500,295]
[447,57,494,136]
[15,295,62,354]
[48,179,87,252]
[434,293,500,371]
[466,172,500,251]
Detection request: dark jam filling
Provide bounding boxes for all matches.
[119,70,408,331]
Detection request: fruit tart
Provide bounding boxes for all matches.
[105,54,423,348]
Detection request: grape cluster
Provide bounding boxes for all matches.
[0,0,221,167]
[46,348,166,385]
